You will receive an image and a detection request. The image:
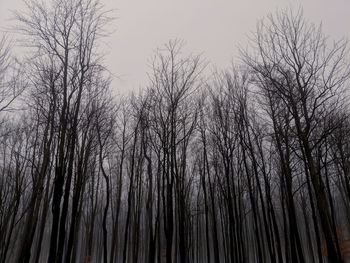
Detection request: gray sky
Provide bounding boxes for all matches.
[1,0,349,93]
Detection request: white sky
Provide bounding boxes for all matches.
[1,0,349,93]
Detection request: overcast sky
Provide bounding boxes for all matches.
[1,0,349,93]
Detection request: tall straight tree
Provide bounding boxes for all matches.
[15,0,112,262]
[147,40,204,263]
[242,8,350,263]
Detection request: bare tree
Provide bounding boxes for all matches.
[242,8,350,263]
[147,39,203,263]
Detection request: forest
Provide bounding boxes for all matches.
[0,0,350,262]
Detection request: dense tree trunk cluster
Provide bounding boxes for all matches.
[0,2,350,262]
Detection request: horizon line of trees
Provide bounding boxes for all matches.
[0,1,350,263]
